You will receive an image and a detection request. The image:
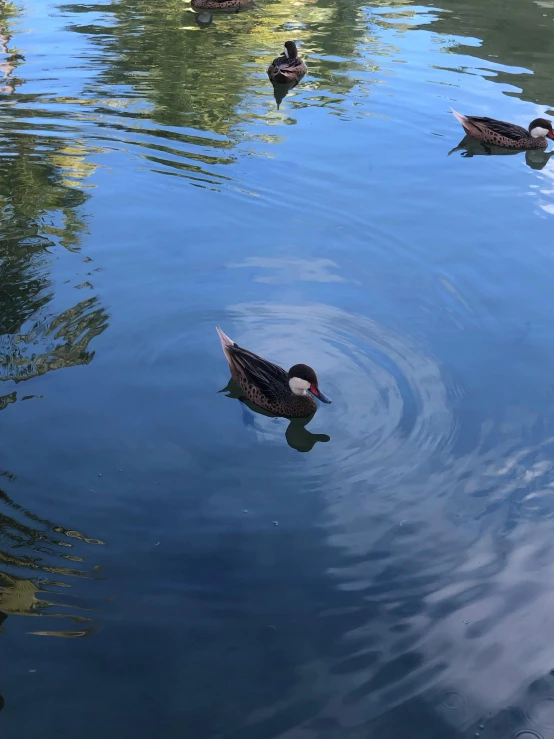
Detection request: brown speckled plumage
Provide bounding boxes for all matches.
[216,328,330,419]
[451,109,554,150]
[192,0,252,10]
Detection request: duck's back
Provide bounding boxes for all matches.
[267,56,307,84]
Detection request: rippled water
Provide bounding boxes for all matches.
[3,0,554,736]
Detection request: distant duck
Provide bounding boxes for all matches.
[267,41,307,86]
[217,327,331,418]
[451,109,554,150]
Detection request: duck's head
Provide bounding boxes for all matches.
[283,41,299,60]
[529,118,554,139]
[288,364,332,403]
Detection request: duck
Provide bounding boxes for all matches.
[451,109,554,150]
[267,41,307,86]
[217,327,331,418]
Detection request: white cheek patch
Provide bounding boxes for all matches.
[531,126,550,138]
[289,377,310,395]
[283,46,289,58]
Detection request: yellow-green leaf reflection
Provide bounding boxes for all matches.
[0,484,105,637]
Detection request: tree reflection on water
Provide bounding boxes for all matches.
[0,0,107,637]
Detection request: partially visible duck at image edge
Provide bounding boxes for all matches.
[216,327,331,419]
[267,41,307,85]
[451,109,554,150]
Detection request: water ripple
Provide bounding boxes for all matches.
[226,302,455,486]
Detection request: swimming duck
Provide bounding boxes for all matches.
[451,109,554,150]
[267,41,307,86]
[217,327,331,418]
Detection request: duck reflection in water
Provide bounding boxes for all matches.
[216,327,332,452]
[449,135,554,170]
[272,81,298,109]
[219,378,330,452]
[195,11,213,26]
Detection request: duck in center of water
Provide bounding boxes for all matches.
[451,109,554,150]
[217,327,331,418]
[267,41,307,86]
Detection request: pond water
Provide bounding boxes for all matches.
[2,0,554,736]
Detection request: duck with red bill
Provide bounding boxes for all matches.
[217,328,332,418]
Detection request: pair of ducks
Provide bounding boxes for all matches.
[269,41,554,151]
[217,71,553,419]
[267,47,553,152]
[245,38,554,152]
[267,43,554,150]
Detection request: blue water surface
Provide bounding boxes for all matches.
[2,0,554,737]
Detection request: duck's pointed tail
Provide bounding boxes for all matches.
[451,108,468,126]
[451,108,482,139]
[216,326,235,365]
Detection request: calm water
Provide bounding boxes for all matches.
[2,0,554,736]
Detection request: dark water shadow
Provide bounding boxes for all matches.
[449,135,554,170]
[272,81,298,109]
[219,378,330,453]
[195,11,213,26]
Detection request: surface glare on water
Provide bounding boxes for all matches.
[2,0,554,736]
